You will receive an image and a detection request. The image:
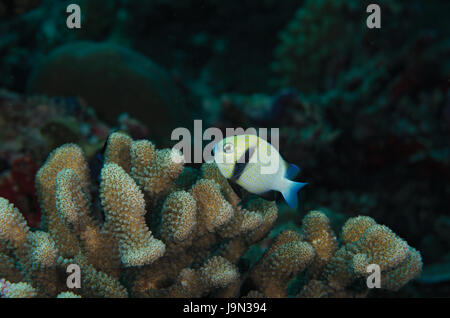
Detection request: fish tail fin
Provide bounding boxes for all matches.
[280,180,307,209]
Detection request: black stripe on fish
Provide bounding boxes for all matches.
[231,146,256,182]
[227,179,243,197]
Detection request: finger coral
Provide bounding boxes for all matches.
[300,212,423,297]
[0,132,422,298]
[247,211,422,298]
[100,162,165,267]
[0,132,276,297]
[250,230,315,297]
[302,211,337,278]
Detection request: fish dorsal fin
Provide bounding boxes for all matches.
[285,163,300,180]
[231,146,256,181]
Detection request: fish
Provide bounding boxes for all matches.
[213,134,307,209]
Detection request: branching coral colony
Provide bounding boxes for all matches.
[0,132,422,298]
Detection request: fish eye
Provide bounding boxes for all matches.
[223,143,234,154]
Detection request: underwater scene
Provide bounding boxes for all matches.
[0,0,449,299]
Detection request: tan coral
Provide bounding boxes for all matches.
[56,168,92,232]
[381,247,422,291]
[321,216,420,295]
[100,163,165,267]
[219,206,263,239]
[201,162,241,207]
[160,191,197,245]
[351,224,410,274]
[190,179,234,234]
[322,244,355,292]
[250,230,315,297]
[199,256,239,289]
[104,131,133,173]
[0,198,30,249]
[80,263,128,298]
[0,200,61,297]
[26,231,58,269]
[56,168,120,276]
[35,144,89,258]
[130,140,184,200]
[302,211,338,278]
[58,256,128,298]
[219,198,278,264]
[156,256,239,298]
[22,231,64,297]
[244,198,278,244]
[340,215,376,244]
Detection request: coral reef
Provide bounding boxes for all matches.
[0,0,445,298]
[0,89,148,228]
[27,41,196,147]
[0,132,421,297]
[249,211,422,297]
[0,132,274,297]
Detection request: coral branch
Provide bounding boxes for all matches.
[100,163,165,267]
